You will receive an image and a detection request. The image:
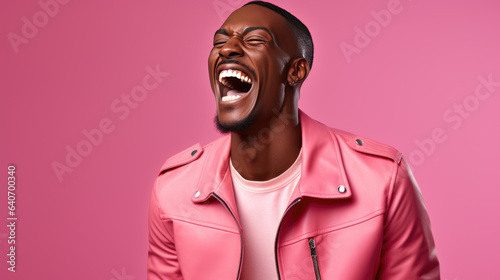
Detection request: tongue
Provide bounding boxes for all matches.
[227,89,246,96]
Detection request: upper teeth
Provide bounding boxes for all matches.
[219,69,252,84]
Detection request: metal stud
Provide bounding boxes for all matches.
[194,190,200,198]
[338,185,347,193]
[191,150,198,156]
[355,139,364,146]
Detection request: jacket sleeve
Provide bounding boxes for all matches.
[147,178,183,280]
[376,157,440,279]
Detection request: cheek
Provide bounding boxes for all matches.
[266,53,288,80]
[207,52,218,84]
[207,49,219,69]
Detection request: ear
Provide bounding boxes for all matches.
[287,57,310,86]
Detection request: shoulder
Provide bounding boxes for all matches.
[158,136,224,176]
[153,137,225,203]
[158,143,204,176]
[323,125,408,206]
[159,142,213,176]
[300,110,402,164]
[329,127,403,164]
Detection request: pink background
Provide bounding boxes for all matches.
[1,0,499,279]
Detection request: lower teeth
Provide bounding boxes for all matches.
[222,95,242,102]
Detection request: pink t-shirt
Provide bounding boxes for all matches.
[230,150,302,280]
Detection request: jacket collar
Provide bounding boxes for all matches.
[192,110,351,206]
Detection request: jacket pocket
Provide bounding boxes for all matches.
[308,238,322,280]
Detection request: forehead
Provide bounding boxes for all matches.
[220,4,293,39]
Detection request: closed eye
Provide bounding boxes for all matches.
[213,41,227,47]
[244,37,267,45]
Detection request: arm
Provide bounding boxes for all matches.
[147,178,183,280]
[377,157,440,279]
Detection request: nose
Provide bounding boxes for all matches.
[219,37,243,58]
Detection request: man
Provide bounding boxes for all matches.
[148,1,440,279]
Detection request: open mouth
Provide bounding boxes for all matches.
[218,69,253,102]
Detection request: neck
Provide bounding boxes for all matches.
[229,106,301,181]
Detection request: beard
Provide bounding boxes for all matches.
[214,110,256,134]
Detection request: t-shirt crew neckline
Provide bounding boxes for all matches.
[229,149,302,193]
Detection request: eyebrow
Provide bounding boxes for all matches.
[214,27,273,38]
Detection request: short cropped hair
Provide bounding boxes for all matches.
[243,1,314,69]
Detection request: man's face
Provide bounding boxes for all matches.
[208,4,297,133]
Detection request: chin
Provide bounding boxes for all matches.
[214,110,256,134]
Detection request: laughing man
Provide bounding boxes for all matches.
[148,1,440,279]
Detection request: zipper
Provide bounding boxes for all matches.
[308,238,322,280]
[274,198,302,280]
[212,193,243,280]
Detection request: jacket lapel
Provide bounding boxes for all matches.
[191,135,242,222]
[295,110,352,200]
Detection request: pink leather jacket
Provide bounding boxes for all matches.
[148,110,440,279]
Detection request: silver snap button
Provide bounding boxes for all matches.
[194,190,200,198]
[338,185,347,193]
[355,139,364,146]
[191,150,198,156]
